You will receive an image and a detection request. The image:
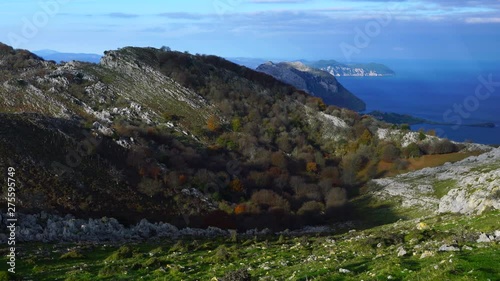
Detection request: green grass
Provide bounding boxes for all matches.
[1,211,498,280]
[433,179,457,199]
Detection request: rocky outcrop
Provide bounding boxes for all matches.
[370,148,500,215]
[257,61,366,111]
[0,212,229,243]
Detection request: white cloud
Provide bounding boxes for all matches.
[465,17,500,23]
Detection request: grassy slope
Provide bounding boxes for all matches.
[1,210,498,280]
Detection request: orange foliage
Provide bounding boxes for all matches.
[207,114,221,132]
[234,204,246,215]
[306,161,318,173]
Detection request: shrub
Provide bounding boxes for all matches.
[306,161,318,173]
[294,183,322,201]
[418,130,427,141]
[326,187,347,208]
[207,114,221,132]
[213,245,232,263]
[297,201,325,216]
[380,143,401,162]
[234,203,246,215]
[229,178,245,192]
[271,152,287,169]
[359,129,373,145]
[421,139,458,155]
[403,143,422,158]
[231,117,242,132]
[433,139,458,154]
[169,240,187,253]
[105,246,133,261]
[400,124,411,131]
[60,250,84,259]
[251,189,290,212]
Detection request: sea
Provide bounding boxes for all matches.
[336,60,500,145]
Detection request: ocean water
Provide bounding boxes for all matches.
[336,60,500,145]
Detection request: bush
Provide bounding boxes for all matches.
[306,161,318,173]
[105,246,133,261]
[251,189,290,212]
[60,250,84,259]
[325,187,347,208]
[403,143,422,158]
[213,245,232,263]
[420,139,458,155]
[418,130,427,141]
[297,201,325,216]
[433,139,458,154]
[380,143,401,163]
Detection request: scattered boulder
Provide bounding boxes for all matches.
[339,268,351,274]
[477,233,494,243]
[438,245,460,252]
[397,246,407,257]
[420,251,435,259]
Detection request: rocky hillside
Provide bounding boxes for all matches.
[0,42,376,229]
[308,60,395,77]
[256,61,366,111]
[369,147,500,215]
[0,42,491,232]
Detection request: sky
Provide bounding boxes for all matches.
[1,0,500,62]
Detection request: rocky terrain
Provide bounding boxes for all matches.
[370,147,500,215]
[307,60,395,77]
[1,42,498,280]
[256,61,366,111]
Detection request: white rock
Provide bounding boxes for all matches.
[420,251,435,259]
[438,245,460,252]
[397,246,407,257]
[477,233,492,243]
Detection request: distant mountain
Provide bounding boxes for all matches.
[228,57,395,77]
[33,49,102,63]
[308,60,395,77]
[256,61,366,111]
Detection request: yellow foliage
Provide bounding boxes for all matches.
[306,161,318,173]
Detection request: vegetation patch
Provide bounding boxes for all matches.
[433,179,457,199]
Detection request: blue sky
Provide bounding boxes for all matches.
[1,0,500,61]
